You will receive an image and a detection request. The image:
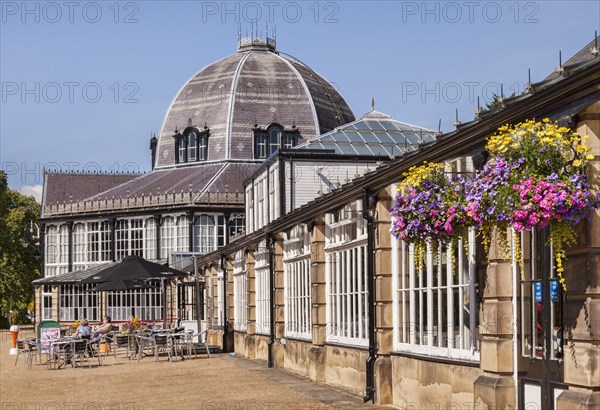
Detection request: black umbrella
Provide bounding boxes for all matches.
[88,279,158,292]
[81,255,189,284]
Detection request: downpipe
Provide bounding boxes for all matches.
[220,255,229,353]
[362,188,377,404]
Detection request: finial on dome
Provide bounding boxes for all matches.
[371,97,375,111]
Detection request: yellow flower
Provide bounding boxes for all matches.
[573,159,582,167]
[586,155,595,160]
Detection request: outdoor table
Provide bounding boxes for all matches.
[47,338,73,370]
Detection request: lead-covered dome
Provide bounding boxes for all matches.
[154,37,355,168]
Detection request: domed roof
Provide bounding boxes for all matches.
[154,37,355,168]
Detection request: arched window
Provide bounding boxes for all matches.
[188,132,197,161]
[269,128,281,156]
[253,124,298,159]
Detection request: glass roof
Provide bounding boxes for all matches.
[294,110,436,158]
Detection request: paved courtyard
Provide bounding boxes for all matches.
[0,330,388,409]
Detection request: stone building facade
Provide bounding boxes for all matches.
[196,39,600,409]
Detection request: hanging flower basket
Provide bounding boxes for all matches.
[390,119,598,290]
[465,119,598,289]
[390,162,471,254]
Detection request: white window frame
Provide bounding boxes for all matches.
[161,216,176,261]
[255,240,270,335]
[283,224,312,340]
[233,250,247,332]
[107,287,162,321]
[193,215,216,254]
[45,225,58,276]
[325,200,369,347]
[176,216,189,252]
[42,285,53,320]
[188,131,197,161]
[145,218,157,260]
[59,283,99,321]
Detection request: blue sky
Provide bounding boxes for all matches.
[1,0,599,200]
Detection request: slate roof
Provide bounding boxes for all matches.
[294,110,437,157]
[42,172,140,210]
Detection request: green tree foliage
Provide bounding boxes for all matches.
[0,171,41,324]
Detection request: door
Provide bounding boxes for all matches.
[519,228,565,409]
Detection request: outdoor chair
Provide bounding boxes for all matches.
[178,330,211,360]
[70,339,91,369]
[135,334,158,364]
[26,338,42,365]
[46,339,70,370]
[14,339,33,370]
[153,334,172,361]
[113,334,134,361]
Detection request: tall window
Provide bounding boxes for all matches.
[87,222,100,262]
[269,128,281,156]
[176,216,189,252]
[115,220,129,260]
[178,136,187,163]
[325,200,369,346]
[283,224,312,339]
[188,131,197,161]
[42,285,53,320]
[253,125,298,159]
[207,274,224,330]
[392,227,479,361]
[130,219,144,256]
[100,221,112,261]
[255,240,270,335]
[161,216,175,260]
[73,223,86,267]
[198,133,208,160]
[59,284,99,321]
[107,287,162,321]
[233,250,247,331]
[46,226,58,276]
[519,229,562,360]
[145,218,157,260]
[193,215,215,254]
[58,225,69,266]
[175,128,209,163]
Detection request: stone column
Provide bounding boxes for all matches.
[556,102,600,409]
[246,248,256,358]
[273,233,285,367]
[374,186,394,405]
[474,231,517,409]
[309,216,327,382]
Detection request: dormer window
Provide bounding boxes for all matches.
[188,132,197,161]
[253,124,299,159]
[174,127,209,164]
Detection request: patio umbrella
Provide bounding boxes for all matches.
[81,255,189,284]
[87,279,158,292]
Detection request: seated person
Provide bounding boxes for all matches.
[74,319,92,339]
[91,316,112,342]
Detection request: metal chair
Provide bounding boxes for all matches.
[113,334,134,361]
[134,334,158,364]
[153,334,172,362]
[70,339,91,369]
[179,330,211,359]
[14,340,33,370]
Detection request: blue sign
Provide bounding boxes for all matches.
[550,280,559,301]
[534,282,542,302]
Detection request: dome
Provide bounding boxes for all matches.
[154,37,355,168]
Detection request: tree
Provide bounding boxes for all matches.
[0,171,41,325]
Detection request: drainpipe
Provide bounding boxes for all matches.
[362,188,377,404]
[221,255,229,353]
[511,231,520,410]
[267,234,276,368]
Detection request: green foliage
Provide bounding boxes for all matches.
[0,172,41,324]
